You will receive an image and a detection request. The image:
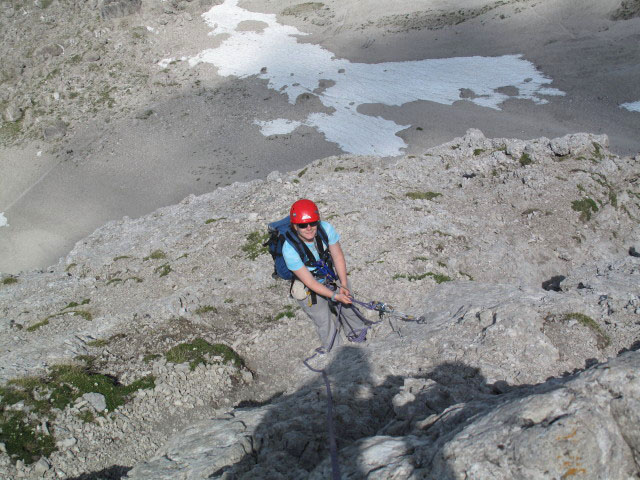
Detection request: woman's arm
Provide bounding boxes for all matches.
[293,262,352,304]
[328,242,352,298]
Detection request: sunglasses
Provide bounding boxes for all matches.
[297,221,319,229]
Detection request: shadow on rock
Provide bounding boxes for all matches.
[68,465,132,480]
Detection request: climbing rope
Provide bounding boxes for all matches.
[303,349,341,480]
[299,260,426,479]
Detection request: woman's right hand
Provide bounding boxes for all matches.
[334,292,352,305]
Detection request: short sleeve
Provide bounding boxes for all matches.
[320,221,340,245]
[282,240,304,271]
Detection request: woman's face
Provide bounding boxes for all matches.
[294,221,318,242]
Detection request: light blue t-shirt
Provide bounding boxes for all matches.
[283,221,340,274]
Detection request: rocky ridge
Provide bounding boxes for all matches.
[1,129,639,478]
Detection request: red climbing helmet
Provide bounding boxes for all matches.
[290,199,320,224]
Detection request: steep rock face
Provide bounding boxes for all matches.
[1,131,639,478]
[128,327,640,479]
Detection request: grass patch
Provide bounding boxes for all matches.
[165,338,244,370]
[571,197,598,221]
[592,142,605,161]
[64,299,90,309]
[154,263,172,277]
[113,255,131,261]
[143,353,161,363]
[78,410,95,423]
[519,152,532,166]
[87,339,108,347]
[393,272,452,283]
[561,313,610,348]
[0,118,23,144]
[2,277,18,285]
[473,148,485,156]
[26,319,49,332]
[0,366,154,464]
[205,217,225,224]
[297,167,308,177]
[106,278,122,285]
[241,231,269,260]
[272,305,295,322]
[144,249,166,260]
[406,191,442,201]
[195,305,217,315]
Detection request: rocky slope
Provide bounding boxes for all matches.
[1,130,639,478]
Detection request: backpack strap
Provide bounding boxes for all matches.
[285,224,336,305]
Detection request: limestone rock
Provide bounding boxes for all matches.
[100,0,142,19]
[82,392,107,412]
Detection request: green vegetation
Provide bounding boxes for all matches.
[571,197,598,221]
[195,305,217,315]
[592,142,604,161]
[2,277,18,285]
[154,263,172,277]
[561,313,610,348]
[297,167,308,177]
[143,353,161,363]
[26,319,49,332]
[65,263,77,272]
[64,299,90,309]
[393,272,452,283]
[0,118,23,144]
[271,305,296,322]
[113,255,131,261]
[97,87,116,108]
[106,278,122,285]
[473,148,485,156]
[144,249,166,260]
[26,308,93,332]
[165,338,244,370]
[406,191,442,201]
[0,366,154,464]
[78,410,95,423]
[205,217,224,224]
[87,339,108,347]
[241,231,269,260]
[519,152,532,166]
[224,298,234,303]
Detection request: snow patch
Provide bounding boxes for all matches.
[0,213,8,228]
[621,101,640,113]
[254,118,302,136]
[187,0,565,156]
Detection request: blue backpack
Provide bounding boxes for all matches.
[264,216,332,280]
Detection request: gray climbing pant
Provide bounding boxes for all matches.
[292,280,367,351]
